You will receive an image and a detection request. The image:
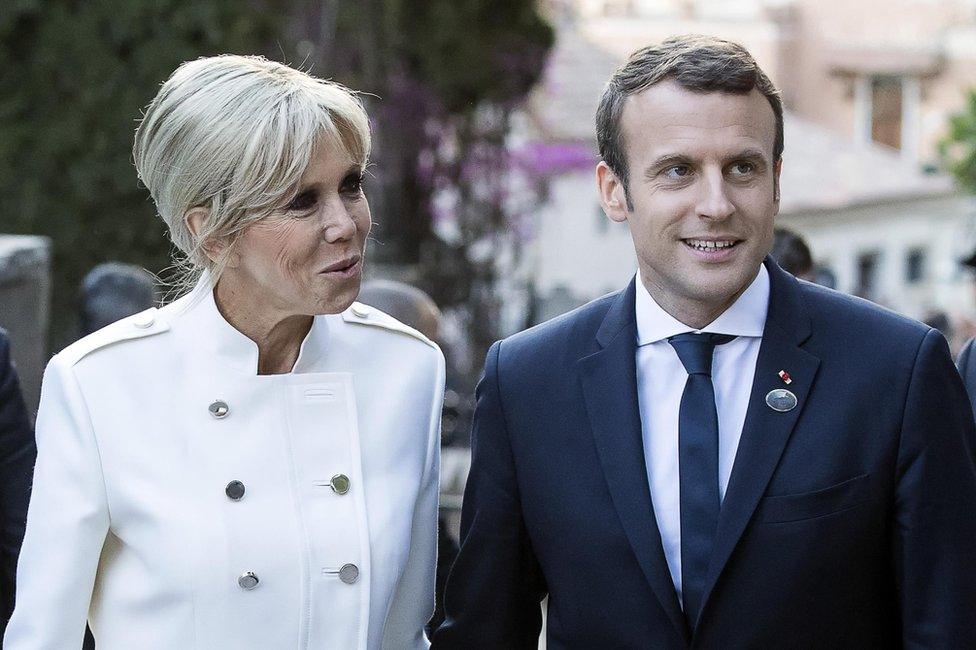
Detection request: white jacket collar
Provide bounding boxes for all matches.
[173,272,332,375]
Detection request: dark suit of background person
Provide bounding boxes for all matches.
[0,329,36,639]
[433,35,976,649]
[957,337,976,415]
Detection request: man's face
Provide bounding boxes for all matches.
[597,80,781,323]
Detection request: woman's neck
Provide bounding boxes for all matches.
[212,279,313,375]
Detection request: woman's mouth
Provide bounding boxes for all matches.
[320,255,362,278]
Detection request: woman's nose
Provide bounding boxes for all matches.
[321,198,358,242]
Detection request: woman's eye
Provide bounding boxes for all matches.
[341,173,364,195]
[286,191,317,212]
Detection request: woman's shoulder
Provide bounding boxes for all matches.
[337,302,440,353]
[55,307,171,371]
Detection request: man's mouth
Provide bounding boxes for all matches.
[682,238,741,252]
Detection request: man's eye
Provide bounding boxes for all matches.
[286,191,317,212]
[663,165,691,179]
[730,162,755,176]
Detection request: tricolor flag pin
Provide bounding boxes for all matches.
[778,370,793,385]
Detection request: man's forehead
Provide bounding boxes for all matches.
[620,80,777,159]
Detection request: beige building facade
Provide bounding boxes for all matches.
[509,0,976,343]
[547,0,976,166]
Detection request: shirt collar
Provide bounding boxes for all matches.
[175,271,331,374]
[635,264,770,346]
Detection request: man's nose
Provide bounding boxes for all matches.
[695,169,735,220]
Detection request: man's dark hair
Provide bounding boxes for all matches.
[596,34,784,205]
[771,227,813,278]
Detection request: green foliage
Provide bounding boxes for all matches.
[940,89,976,195]
[0,0,285,347]
[0,0,553,364]
[391,0,555,112]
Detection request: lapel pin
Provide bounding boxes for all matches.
[766,389,797,412]
[778,370,792,385]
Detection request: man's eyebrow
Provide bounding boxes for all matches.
[726,148,769,164]
[643,154,693,176]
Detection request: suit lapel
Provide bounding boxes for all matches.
[698,260,821,620]
[577,280,690,643]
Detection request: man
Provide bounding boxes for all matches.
[769,227,814,281]
[433,35,976,648]
[957,250,976,414]
[79,262,157,336]
[0,329,35,639]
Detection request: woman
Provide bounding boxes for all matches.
[5,55,444,649]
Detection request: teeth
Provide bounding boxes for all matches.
[685,239,736,251]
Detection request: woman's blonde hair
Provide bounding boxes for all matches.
[133,54,371,295]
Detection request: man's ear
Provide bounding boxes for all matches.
[596,161,630,223]
[773,158,783,210]
[184,207,224,264]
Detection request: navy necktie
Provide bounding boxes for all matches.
[667,332,736,628]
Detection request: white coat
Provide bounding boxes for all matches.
[4,279,444,649]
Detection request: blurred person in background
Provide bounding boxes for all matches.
[769,227,813,281]
[357,278,461,637]
[435,35,976,648]
[0,329,35,640]
[6,55,444,649]
[79,263,157,337]
[956,248,976,415]
[922,310,953,343]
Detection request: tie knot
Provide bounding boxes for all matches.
[667,332,736,376]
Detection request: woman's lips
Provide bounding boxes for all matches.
[320,257,361,279]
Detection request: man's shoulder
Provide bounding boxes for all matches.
[796,280,930,351]
[495,289,620,367]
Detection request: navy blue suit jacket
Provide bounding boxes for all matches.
[434,260,976,648]
[0,329,35,638]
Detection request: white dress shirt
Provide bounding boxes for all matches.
[635,266,769,602]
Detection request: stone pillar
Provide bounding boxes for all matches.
[0,234,52,416]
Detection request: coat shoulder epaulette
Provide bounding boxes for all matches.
[58,308,170,367]
[340,302,437,350]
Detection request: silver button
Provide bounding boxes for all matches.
[338,563,359,584]
[238,571,259,590]
[133,312,155,329]
[329,474,350,495]
[225,480,246,501]
[209,400,229,419]
[350,303,371,318]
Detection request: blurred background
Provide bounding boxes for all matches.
[3,0,976,530]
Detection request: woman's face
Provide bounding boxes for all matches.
[225,139,371,317]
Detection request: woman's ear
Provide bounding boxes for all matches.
[184,207,223,264]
